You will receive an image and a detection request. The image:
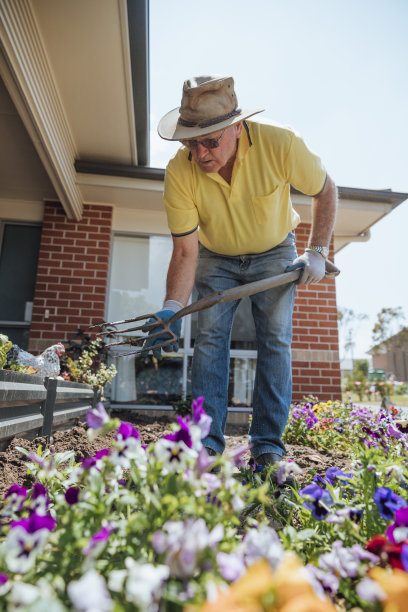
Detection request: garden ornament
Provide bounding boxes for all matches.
[92,260,339,357]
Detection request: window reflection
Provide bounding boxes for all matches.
[107,234,257,408]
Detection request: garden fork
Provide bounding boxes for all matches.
[92,260,340,356]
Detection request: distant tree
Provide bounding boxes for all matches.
[337,307,368,361]
[353,359,369,379]
[371,307,405,353]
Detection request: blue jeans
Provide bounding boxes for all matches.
[191,233,297,458]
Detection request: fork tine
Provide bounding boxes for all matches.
[116,337,174,356]
[90,313,156,329]
[96,319,161,337]
[105,327,173,348]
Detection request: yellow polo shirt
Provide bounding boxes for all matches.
[163,119,326,256]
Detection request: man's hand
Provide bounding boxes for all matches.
[285,249,326,285]
[144,309,182,359]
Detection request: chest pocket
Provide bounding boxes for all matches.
[251,186,280,224]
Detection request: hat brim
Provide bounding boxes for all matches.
[157,107,264,141]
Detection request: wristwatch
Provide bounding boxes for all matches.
[308,245,330,259]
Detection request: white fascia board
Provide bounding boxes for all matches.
[0,1,83,220]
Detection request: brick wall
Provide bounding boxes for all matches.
[292,223,342,401]
[29,202,112,353]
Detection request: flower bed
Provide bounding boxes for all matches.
[1,398,408,611]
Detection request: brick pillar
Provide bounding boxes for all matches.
[292,223,342,401]
[29,202,112,353]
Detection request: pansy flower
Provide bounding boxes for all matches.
[299,483,334,520]
[373,487,408,520]
[191,396,212,440]
[67,569,112,612]
[386,506,408,544]
[65,486,80,505]
[163,416,192,448]
[82,524,116,558]
[152,518,223,578]
[155,417,198,472]
[30,482,50,515]
[1,484,27,517]
[319,540,378,579]
[3,513,56,573]
[277,459,302,486]
[86,402,109,429]
[111,421,146,469]
[0,573,10,596]
[109,558,169,609]
[366,534,406,570]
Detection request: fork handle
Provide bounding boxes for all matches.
[166,269,301,325]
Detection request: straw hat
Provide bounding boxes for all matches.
[158,75,263,141]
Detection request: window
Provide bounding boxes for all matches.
[0,222,42,349]
[107,234,257,408]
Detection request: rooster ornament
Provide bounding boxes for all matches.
[7,343,65,378]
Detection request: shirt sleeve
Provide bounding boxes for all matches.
[163,152,199,235]
[284,130,327,196]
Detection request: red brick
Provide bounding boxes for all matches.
[86,247,110,256]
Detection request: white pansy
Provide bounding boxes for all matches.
[3,527,50,574]
[154,438,197,473]
[124,558,169,610]
[67,569,112,612]
[243,525,283,570]
[8,582,40,607]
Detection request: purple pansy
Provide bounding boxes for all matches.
[324,467,353,485]
[386,506,408,543]
[163,416,193,449]
[116,421,140,441]
[373,487,408,520]
[11,512,56,534]
[81,456,97,470]
[5,483,27,500]
[95,448,111,460]
[230,445,250,469]
[30,482,50,514]
[191,396,212,439]
[401,544,408,571]
[65,487,80,505]
[0,573,8,585]
[299,483,334,520]
[5,512,56,574]
[82,525,114,556]
[86,402,109,429]
[2,484,27,516]
[195,446,216,475]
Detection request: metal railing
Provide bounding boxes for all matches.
[0,370,97,450]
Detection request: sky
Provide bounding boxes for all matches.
[148,0,408,362]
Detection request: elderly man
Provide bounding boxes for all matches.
[150,75,337,468]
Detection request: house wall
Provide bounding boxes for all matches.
[28,201,112,353]
[373,348,408,382]
[28,201,342,400]
[291,224,341,400]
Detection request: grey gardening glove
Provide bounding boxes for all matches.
[285,249,326,285]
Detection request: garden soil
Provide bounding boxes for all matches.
[0,410,351,499]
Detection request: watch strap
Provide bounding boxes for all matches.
[307,245,329,259]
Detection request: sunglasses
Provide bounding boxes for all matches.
[181,129,226,151]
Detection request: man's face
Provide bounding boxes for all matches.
[183,123,243,173]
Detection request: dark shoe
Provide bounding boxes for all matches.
[252,452,282,466]
[205,447,217,456]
